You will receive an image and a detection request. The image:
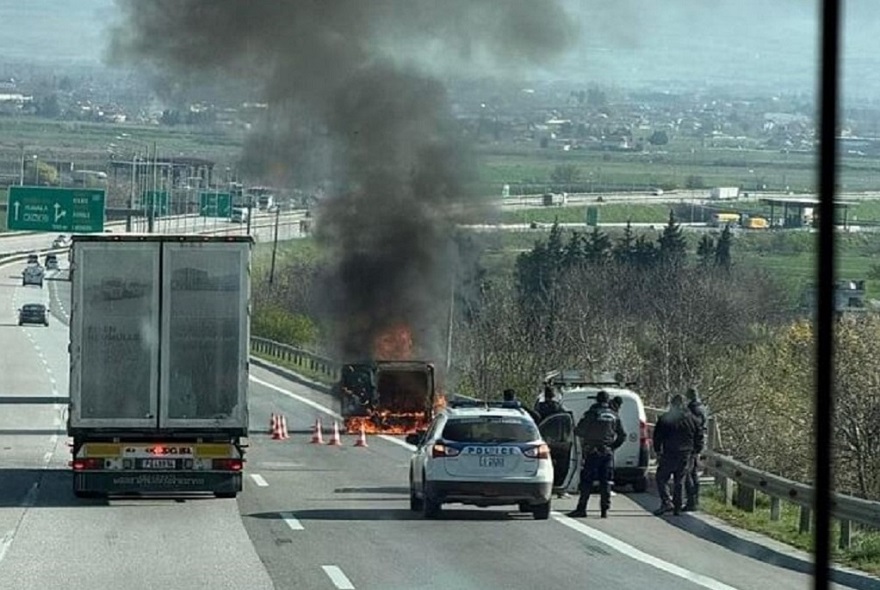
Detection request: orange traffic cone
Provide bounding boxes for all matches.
[310,418,324,444]
[271,414,283,440]
[353,423,368,448]
[279,415,290,440]
[327,421,342,446]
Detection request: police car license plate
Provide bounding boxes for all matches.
[139,459,177,469]
[478,456,505,468]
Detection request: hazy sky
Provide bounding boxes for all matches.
[1,0,878,99]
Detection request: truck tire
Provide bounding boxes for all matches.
[215,491,238,499]
[74,490,103,499]
[532,501,551,520]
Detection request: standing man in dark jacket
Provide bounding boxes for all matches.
[535,386,564,421]
[653,394,704,516]
[684,387,708,511]
[567,390,626,519]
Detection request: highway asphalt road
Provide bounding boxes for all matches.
[0,210,305,256]
[0,259,865,589]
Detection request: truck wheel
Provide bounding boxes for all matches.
[633,477,649,493]
[214,491,238,499]
[532,501,551,520]
[74,490,102,499]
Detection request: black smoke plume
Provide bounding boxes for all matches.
[109,0,575,361]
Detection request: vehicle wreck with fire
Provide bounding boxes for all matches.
[334,361,438,434]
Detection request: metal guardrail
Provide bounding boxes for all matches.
[644,405,880,547]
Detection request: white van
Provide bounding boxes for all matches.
[536,386,650,493]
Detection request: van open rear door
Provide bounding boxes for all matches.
[538,412,579,494]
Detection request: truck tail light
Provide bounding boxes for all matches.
[639,420,650,447]
[524,443,550,459]
[72,458,103,471]
[212,459,244,471]
[431,444,460,458]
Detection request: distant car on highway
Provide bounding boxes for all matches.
[18,303,49,327]
[407,400,556,520]
[52,234,70,248]
[26,253,39,265]
[45,253,59,270]
[22,264,44,288]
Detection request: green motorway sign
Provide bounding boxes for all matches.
[586,206,599,227]
[199,192,232,218]
[142,191,169,216]
[6,186,105,232]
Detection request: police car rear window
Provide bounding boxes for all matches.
[442,417,538,443]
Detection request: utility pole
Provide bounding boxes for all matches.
[18,143,24,186]
[269,205,281,284]
[445,270,455,372]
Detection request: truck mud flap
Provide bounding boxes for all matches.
[74,471,242,495]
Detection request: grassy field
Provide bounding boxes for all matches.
[701,487,880,576]
[476,136,880,195]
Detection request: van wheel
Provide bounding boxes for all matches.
[633,476,649,493]
[532,501,551,520]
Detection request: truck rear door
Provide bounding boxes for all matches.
[70,242,161,428]
[158,241,249,430]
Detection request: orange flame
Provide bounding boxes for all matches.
[373,323,414,360]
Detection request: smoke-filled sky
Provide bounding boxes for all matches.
[5,1,880,98]
[106,0,576,360]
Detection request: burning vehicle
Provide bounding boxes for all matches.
[335,361,439,434]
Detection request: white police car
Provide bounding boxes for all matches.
[407,400,564,520]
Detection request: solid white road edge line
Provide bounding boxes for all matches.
[252,375,741,590]
[249,473,269,487]
[321,565,355,590]
[552,513,741,590]
[280,512,304,531]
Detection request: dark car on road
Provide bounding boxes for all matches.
[18,303,49,327]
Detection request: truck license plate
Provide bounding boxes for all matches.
[139,459,177,469]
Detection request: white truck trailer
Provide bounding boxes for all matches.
[67,234,251,498]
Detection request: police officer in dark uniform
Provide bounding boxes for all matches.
[653,394,704,516]
[567,390,626,518]
[535,386,564,421]
[684,387,708,511]
[503,388,541,423]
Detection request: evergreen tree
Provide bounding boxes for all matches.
[696,234,716,268]
[657,210,687,267]
[633,235,657,268]
[562,231,586,269]
[715,225,733,271]
[585,226,612,264]
[613,221,637,265]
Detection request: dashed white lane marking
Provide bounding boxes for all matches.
[43,451,53,464]
[21,483,38,508]
[249,473,269,487]
[49,434,58,444]
[551,513,739,590]
[280,512,304,531]
[0,531,13,563]
[321,565,355,590]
